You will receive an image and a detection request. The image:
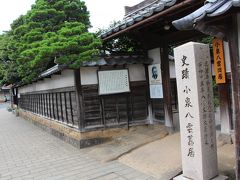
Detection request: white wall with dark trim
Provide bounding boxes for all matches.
[80,67,98,85]
[80,64,146,86]
[19,69,74,94]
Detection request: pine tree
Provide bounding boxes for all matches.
[5,0,101,83]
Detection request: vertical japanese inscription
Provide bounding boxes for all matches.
[213,38,226,84]
[181,55,195,157]
[174,42,218,180]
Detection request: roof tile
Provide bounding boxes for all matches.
[172,0,240,30]
[100,0,177,39]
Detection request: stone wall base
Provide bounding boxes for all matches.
[218,133,233,145]
[174,174,228,180]
[18,109,129,149]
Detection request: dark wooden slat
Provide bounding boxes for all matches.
[42,94,44,116]
[52,93,55,119]
[43,94,46,116]
[69,92,74,125]
[32,95,34,113]
[40,94,42,115]
[36,94,38,114]
[49,93,52,119]
[46,94,49,117]
[64,92,68,124]
[56,93,59,120]
[60,92,64,122]
[100,97,106,127]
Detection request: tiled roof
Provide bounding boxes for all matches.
[100,0,177,39]
[81,55,153,67]
[39,64,67,79]
[0,84,11,91]
[172,0,240,30]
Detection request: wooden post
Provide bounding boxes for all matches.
[160,45,174,129]
[74,69,84,131]
[228,14,240,179]
[218,81,233,134]
[144,64,153,124]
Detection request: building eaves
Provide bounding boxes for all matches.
[38,64,67,79]
[13,64,68,88]
[1,84,12,90]
[172,0,240,31]
[81,55,153,67]
[100,0,177,40]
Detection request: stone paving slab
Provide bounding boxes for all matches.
[84,125,169,163]
[119,133,182,179]
[0,109,155,180]
[119,133,235,179]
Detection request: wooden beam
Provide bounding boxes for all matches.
[160,45,174,129]
[102,0,204,41]
[133,29,204,50]
[227,13,240,179]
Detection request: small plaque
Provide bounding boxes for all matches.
[150,84,163,99]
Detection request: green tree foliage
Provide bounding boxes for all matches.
[102,34,145,55]
[0,0,101,84]
[0,33,20,85]
[99,21,145,55]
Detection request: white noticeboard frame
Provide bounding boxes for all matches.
[98,69,130,95]
[148,64,162,84]
[150,84,163,99]
[148,64,163,99]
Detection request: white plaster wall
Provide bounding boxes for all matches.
[80,67,98,85]
[148,48,161,64]
[19,69,74,94]
[148,48,176,79]
[0,92,5,101]
[0,92,10,101]
[169,61,176,78]
[224,41,231,73]
[127,64,146,81]
[18,84,36,94]
[80,65,146,85]
[212,41,231,76]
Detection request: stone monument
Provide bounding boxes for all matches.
[173,42,228,180]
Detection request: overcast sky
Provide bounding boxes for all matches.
[0,0,141,34]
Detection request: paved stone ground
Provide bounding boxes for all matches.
[0,108,156,180]
[0,102,9,109]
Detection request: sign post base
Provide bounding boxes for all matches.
[173,174,228,180]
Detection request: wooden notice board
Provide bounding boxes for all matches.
[213,38,226,84]
[98,69,130,95]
